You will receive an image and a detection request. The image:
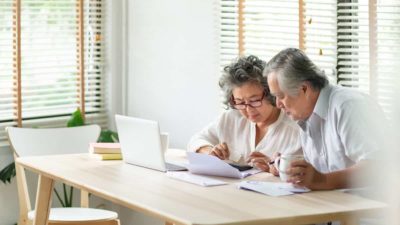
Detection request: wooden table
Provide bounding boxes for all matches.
[16,150,386,225]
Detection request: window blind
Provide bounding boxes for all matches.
[219,0,400,120]
[219,0,337,80]
[20,0,81,119]
[0,0,107,147]
[375,1,400,120]
[337,0,370,92]
[242,0,300,60]
[338,0,400,119]
[83,0,108,126]
[220,0,299,66]
[219,0,240,68]
[0,1,16,146]
[302,1,337,83]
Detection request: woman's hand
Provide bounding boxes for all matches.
[197,143,230,160]
[247,152,271,172]
[269,152,281,176]
[209,143,230,160]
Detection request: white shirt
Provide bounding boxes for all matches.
[298,84,386,173]
[187,109,301,163]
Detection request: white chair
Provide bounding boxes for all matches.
[6,125,120,225]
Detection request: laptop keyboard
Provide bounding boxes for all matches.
[166,162,187,171]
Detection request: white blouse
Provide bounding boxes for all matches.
[187,109,302,163]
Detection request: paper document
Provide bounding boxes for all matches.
[166,171,227,187]
[186,152,261,179]
[238,181,311,197]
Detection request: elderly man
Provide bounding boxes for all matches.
[264,48,387,190]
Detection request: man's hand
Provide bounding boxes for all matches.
[287,160,372,190]
[286,160,327,190]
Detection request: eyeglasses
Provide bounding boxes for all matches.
[230,94,265,110]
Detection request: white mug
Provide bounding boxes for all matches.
[160,132,169,153]
[275,154,304,182]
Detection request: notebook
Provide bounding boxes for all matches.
[115,114,186,172]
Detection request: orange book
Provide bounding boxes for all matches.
[89,142,121,154]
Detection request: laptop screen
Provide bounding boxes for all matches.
[115,115,167,172]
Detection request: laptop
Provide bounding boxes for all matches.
[115,114,186,172]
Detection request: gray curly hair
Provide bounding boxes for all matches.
[219,55,275,108]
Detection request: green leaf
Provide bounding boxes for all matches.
[67,108,85,127]
[98,130,119,143]
[0,162,16,184]
[111,132,119,142]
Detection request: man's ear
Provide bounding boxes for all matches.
[301,82,308,94]
[301,81,313,100]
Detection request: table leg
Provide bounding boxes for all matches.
[80,190,89,208]
[33,175,54,225]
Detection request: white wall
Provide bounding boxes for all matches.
[0,148,19,225]
[108,0,220,224]
[105,0,124,128]
[125,0,221,149]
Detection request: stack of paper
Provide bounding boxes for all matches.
[238,181,310,196]
[166,171,227,187]
[186,152,260,179]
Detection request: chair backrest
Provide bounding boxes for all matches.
[6,125,101,224]
[7,125,101,157]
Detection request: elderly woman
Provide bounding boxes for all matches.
[187,55,301,172]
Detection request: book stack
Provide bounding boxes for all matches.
[89,143,122,160]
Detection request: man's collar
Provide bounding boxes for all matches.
[297,84,332,131]
[313,84,332,120]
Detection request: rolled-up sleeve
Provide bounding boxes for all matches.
[187,116,221,152]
